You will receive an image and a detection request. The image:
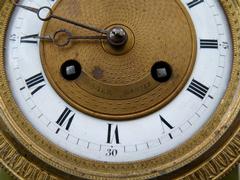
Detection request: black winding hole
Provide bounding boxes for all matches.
[151,61,172,82]
[61,60,82,80]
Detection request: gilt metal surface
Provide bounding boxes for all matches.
[0,0,239,179]
[40,0,196,120]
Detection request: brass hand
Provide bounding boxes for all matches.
[52,29,107,47]
[11,0,108,34]
[24,29,107,47]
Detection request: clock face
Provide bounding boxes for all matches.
[4,0,233,163]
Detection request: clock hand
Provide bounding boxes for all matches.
[25,29,107,47]
[52,29,107,47]
[11,0,108,34]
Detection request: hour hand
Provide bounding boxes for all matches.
[52,29,107,47]
[20,30,107,47]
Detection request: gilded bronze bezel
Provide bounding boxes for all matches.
[0,0,239,179]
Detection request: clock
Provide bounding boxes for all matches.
[0,0,239,179]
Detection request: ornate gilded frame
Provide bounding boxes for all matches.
[0,0,239,179]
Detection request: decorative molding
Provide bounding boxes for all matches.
[0,0,239,179]
[0,133,58,180]
[181,131,240,180]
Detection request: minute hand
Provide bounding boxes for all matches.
[12,1,108,34]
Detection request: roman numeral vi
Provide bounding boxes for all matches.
[107,124,120,144]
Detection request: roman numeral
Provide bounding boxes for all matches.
[56,107,75,133]
[20,34,38,44]
[160,115,174,139]
[187,79,209,99]
[160,115,174,131]
[107,124,120,144]
[200,39,218,49]
[187,0,204,8]
[25,73,46,95]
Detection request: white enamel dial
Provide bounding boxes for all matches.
[5,0,232,162]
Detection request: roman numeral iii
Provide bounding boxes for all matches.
[20,34,39,44]
[25,73,46,95]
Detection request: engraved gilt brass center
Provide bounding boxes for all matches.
[40,0,196,120]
